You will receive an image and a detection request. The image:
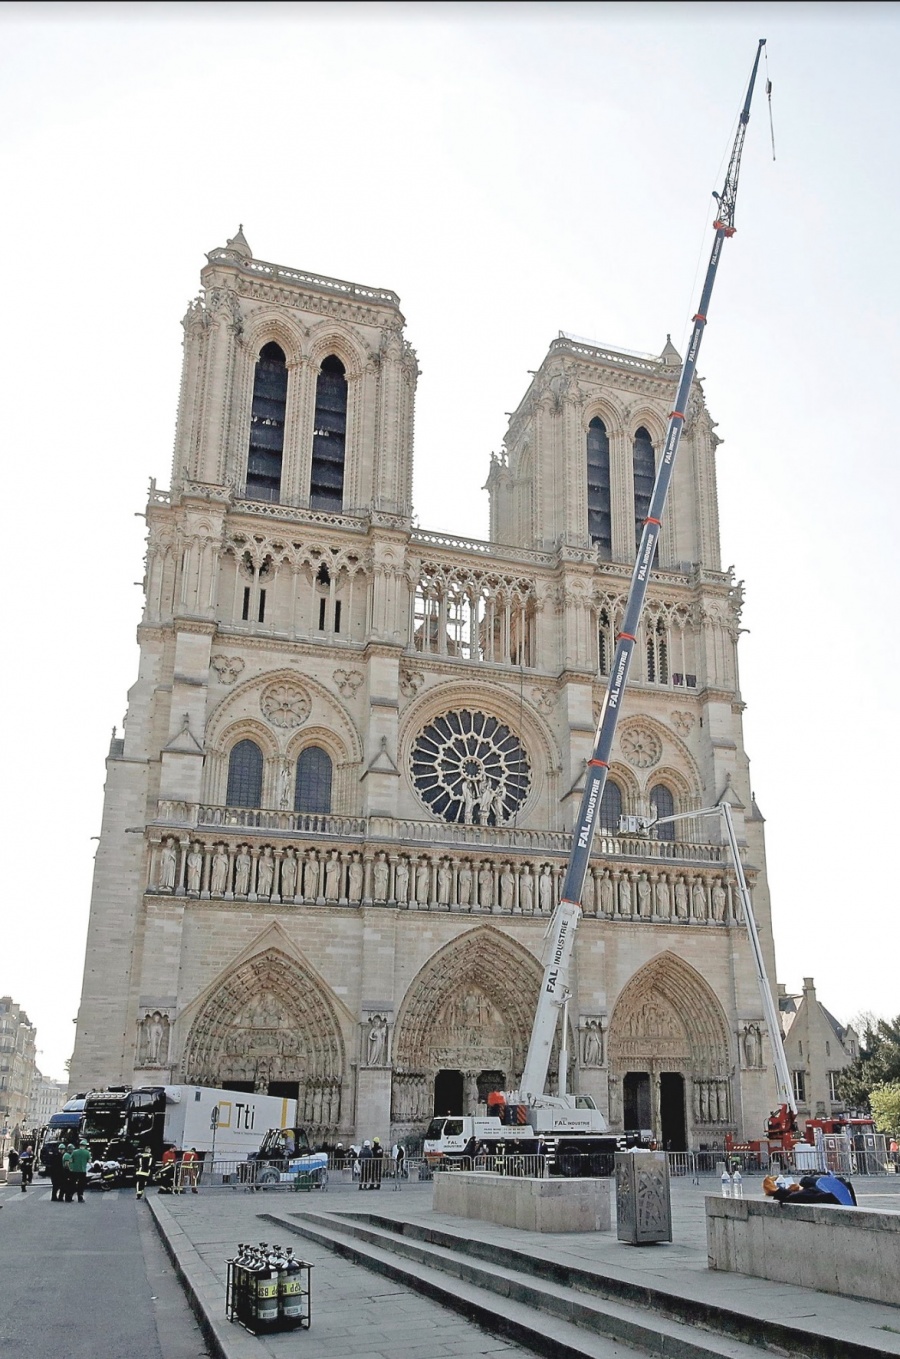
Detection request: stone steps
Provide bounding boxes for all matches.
[260,1207,790,1359]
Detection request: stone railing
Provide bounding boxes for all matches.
[146,830,743,926]
[205,249,401,306]
[153,802,735,865]
[411,528,554,569]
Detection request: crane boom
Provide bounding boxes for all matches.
[520,40,768,1103]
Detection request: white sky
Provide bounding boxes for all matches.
[1,1,897,1081]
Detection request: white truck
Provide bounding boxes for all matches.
[80,1084,303,1167]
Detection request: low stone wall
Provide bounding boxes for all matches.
[706,1195,900,1307]
[433,1171,611,1233]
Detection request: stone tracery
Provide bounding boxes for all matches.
[410,709,530,825]
[180,948,344,1132]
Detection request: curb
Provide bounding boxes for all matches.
[146,1196,268,1359]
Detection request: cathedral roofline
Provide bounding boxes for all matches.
[202,238,403,315]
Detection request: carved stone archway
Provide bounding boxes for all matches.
[390,926,569,1129]
[607,953,732,1147]
[180,947,345,1136]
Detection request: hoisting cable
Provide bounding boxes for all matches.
[765,44,776,161]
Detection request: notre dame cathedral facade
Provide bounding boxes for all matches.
[70,228,780,1150]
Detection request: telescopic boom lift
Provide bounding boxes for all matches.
[518,40,774,1111]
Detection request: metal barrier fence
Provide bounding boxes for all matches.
[172,1146,898,1194]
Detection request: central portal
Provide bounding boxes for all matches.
[659,1072,687,1150]
[433,1069,464,1115]
[623,1071,652,1131]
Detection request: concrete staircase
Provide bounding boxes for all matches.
[260,1207,896,1359]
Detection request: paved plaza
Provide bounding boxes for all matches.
[147,1171,900,1359]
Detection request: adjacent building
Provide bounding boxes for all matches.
[71,229,784,1150]
[0,998,37,1142]
[779,978,860,1127]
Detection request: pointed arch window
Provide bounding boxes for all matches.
[599,779,623,833]
[633,426,656,552]
[650,783,675,840]
[310,355,347,511]
[646,617,669,684]
[587,418,611,555]
[295,746,333,814]
[597,606,614,677]
[226,739,263,808]
[246,343,287,502]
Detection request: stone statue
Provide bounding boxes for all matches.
[160,839,177,891]
[582,1020,603,1067]
[712,880,727,923]
[457,862,472,907]
[324,850,341,901]
[489,780,506,827]
[348,854,363,902]
[619,876,632,916]
[462,777,477,825]
[256,847,274,898]
[395,859,409,905]
[186,843,203,894]
[538,865,553,914]
[234,847,252,896]
[210,846,229,896]
[637,875,652,918]
[304,850,320,901]
[478,862,493,910]
[692,880,707,920]
[519,868,534,914]
[655,876,671,918]
[367,1014,388,1067]
[373,854,389,901]
[500,866,515,912]
[281,848,297,901]
[437,860,452,906]
[415,859,431,905]
[141,1011,169,1066]
[278,759,292,811]
[743,1023,762,1069]
[674,877,688,919]
[599,871,614,915]
[477,774,492,826]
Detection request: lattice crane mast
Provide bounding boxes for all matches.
[519,40,770,1107]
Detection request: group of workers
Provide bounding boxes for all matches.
[10,1139,92,1201]
[135,1145,201,1199]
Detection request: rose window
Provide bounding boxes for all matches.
[411,709,530,825]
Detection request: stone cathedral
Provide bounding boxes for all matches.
[71,228,781,1150]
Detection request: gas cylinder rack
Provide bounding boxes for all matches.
[226,1242,312,1334]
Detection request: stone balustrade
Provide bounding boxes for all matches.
[153,801,736,866]
[146,833,742,925]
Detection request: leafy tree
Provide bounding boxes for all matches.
[838,1015,900,1109]
[868,1082,900,1136]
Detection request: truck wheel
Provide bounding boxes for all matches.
[256,1167,280,1188]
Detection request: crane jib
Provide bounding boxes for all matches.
[517,40,767,1104]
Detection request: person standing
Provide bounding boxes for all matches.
[67,1141,91,1203]
[158,1145,177,1194]
[18,1144,34,1192]
[135,1145,154,1200]
[46,1143,65,1202]
[371,1138,384,1190]
[181,1147,200,1193]
[358,1140,373,1190]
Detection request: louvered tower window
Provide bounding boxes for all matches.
[598,779,623,833]
[295,746,333,814]
[633,426,656,552]
[246,342,287,502]
[650,783,675,840]
[310,356,347,510]
[586,418,611,555]
[226,739,263,808]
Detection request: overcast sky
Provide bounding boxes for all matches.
[1,1,897,1081]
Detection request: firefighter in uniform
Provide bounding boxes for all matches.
[135,1146,154,1199]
